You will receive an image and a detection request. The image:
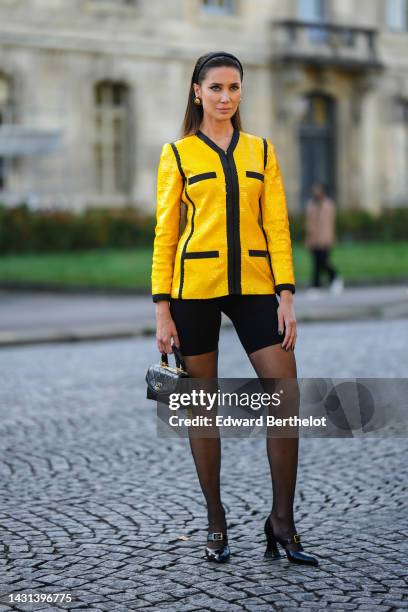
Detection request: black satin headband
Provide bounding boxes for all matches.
[193,52,244,83]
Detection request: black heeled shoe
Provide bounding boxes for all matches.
[264,515,319,566]
[205,531,231,563]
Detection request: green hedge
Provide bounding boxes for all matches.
[0,204,156,253]
[0,203,407,253]
[290,208,408,242]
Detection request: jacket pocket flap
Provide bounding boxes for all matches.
[246,171,264,182]
[248,249,268,257]
[188,172,217,185]
[184,250,219,259]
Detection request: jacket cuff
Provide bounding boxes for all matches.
[152,293,171,303]
[275,284,296,296]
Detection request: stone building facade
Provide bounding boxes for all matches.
[0,0,407,213]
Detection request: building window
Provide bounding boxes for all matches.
[387,97,408,204]
[394,97,408,122]
[201,0,234,15]
[298,0,326,22]
[0,109,4,190]
[386,0,408,31]
[298,0,327,43]
[0,75,12,191]
[94,80,131,195]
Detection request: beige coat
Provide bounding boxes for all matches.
[305,197,336,249]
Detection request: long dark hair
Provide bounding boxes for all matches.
[181,51,244,138]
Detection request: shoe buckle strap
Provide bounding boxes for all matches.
[283,534,301,544]
[207,532,224,542]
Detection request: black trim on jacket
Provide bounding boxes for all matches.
[275,283,296,295]
[178,197,196,299]
[170,143,197,299]
[246,170,264,181]
[196,128,241,294]
[188,172,217,185]
[152,293,170,302]
[248,249,268,257]
[263,136,268,169]
[259,138,295,297]
[170,142,185,182]
[258,137,275,285]
[184,250,219,259]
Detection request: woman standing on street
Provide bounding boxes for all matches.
[151,51,318,566]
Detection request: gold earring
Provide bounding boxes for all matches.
[194,96,202,105]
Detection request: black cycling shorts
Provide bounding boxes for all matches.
[169,294,282,357]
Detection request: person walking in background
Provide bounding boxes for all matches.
[305,182,343,296]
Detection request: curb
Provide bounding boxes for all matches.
[1,302,408,348]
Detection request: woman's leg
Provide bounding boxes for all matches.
[248,344,302,552]
[312,248,321,288]
[323,248,337,283]
[220,295,301,551]
[183,350,226,549]
[169,298,225,548]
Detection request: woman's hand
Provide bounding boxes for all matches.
[155,301,180,354]
[277,290,297,351]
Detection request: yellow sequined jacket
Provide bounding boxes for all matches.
[151,128,295,302]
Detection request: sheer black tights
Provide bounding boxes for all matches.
[183,344,300,552]
[183,350,225,549]
[249,344,302,553]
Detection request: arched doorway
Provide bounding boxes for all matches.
[299,93,336,208]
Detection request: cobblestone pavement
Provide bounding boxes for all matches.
[0,318,407,611]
